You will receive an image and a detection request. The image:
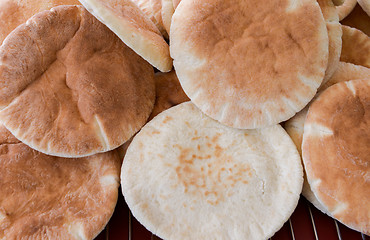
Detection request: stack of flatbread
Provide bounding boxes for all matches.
[0,0,368,239]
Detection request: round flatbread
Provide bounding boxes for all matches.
[341,3,370,36]
[78,0,172,72]
[337,0,357,20]
[161,0,174,35]
[317,0,342,84]
[358,0,370,16]
[302,79,370,234]
[170,0,328,129]
[341,25,370,68]
[285,62,370,213]
[0,5,155,158]
[117,70,189,159]
[132,0,167,38]
[0,124,121,239]
[0,0,80,44]
[122,102,303,240]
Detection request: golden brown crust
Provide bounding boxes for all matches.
[341,4,370,36]
[302,79,370,234]
[0,0,80,44]
[0,125,121,239]
[171,0,328,129]
[341,25,370,68]
[0,6,155,157]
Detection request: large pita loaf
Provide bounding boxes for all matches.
[302,79,370,234]
[0,0,80,44]
[78,0,172,72]
[0,124,121,239]
[285,62,370,213]
[0,5,155,157]
[122,102,303,240]
[170,0,328,129]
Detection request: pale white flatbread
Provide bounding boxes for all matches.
[122,102,303,240]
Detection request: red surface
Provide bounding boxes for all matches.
[96,194,368,240]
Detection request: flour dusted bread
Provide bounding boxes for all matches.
[122,102,303,240]
[302,79,370,234]
[0,0,80,44]
[0,6,155,157]
[285,62,370,213]
[0,124,121,239]
[170,0,328,129]
[78,0,172,72]
[341,25,370,67]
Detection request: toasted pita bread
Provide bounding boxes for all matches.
[78,0,172,72]
[170,0,328,129]
[0,0,80,44]
[0,5,155,157]
[341,4,370,36]
[337,0,357,20]
[0,124,121,239]
[122,102,303,240]
[341,25,370,67]
[302,79,370,234]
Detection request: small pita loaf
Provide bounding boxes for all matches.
[170,0,328,129]
[78,0,172,72]
[0,0,80,44]
[122,102,303,240]
[0,5,155,157]
[302,79,370,234]
[341,25,370,67]
[341,3,370,36]
[337,0,357,20]
[0,124,121,239]
[132,0,167,38]
[358,0,370,16]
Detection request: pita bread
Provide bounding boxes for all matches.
[317,0,342,84]
[0,124,121,239]
[161,0,174,35]
[341,4,370,36]
[78,0,172,72]
[117,70,189,159]
[122,102,303,240]
[337,0,357,20]
[358,0,370,16]
[172,0,180,9]
[0,5,155,157]
[302,79,370,234]
[132,0,167,38]
[341,25,370,67]
[0,0,80,44]
[285,62,370,212]
[170,0,328,129]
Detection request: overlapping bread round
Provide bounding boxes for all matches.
[341,25,370,68]
[0,0,80,44]
[285,62,370,213]
[78,0,172,72]
[0,124,121,239]
[122,102,303,240]
[302,79,370,234]
[170,0,328,129]
[0,5,155,158]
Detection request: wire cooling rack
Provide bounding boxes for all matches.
[94,194,369,240]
